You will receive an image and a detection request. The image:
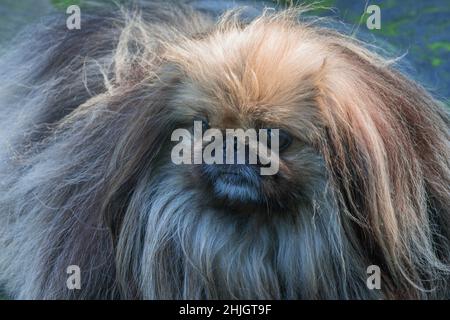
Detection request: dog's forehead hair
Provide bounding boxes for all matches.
[169,26,327,133]
[171,44,326,132]
[173,78,317,132]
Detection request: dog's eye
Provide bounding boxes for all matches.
[263,129,292,152]
[273,129,292,152]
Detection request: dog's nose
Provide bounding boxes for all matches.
[201,162,262,204]
[202,163,260,183]
[200,132,268,189]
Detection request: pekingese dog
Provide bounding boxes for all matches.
[0,2,449,299]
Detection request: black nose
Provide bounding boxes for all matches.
[203,136,266,180]
[200,138,264,204]
[202,163,260,185]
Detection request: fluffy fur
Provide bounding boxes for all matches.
[0,2,449,299]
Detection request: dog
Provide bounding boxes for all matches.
[0,2,448,299]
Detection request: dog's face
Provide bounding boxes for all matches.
[160,24,331,213]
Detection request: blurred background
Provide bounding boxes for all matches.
[0,0,448,104]
[0,0,449,300]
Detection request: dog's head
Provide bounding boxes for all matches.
[165,18,329,212]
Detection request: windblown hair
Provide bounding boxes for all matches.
[0,2,449,299]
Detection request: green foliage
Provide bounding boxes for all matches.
[51,0,82,10]
[274,0,336,14]
[0,290,8,300]
[428,41,450,53]
[274,0,335,6]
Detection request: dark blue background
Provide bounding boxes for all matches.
[0,0,448,102]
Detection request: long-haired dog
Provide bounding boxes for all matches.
[0,2,449,299]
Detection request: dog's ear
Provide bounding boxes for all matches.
[315,46,450,297]
[95,66,181,238]
[19,65,182,298]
